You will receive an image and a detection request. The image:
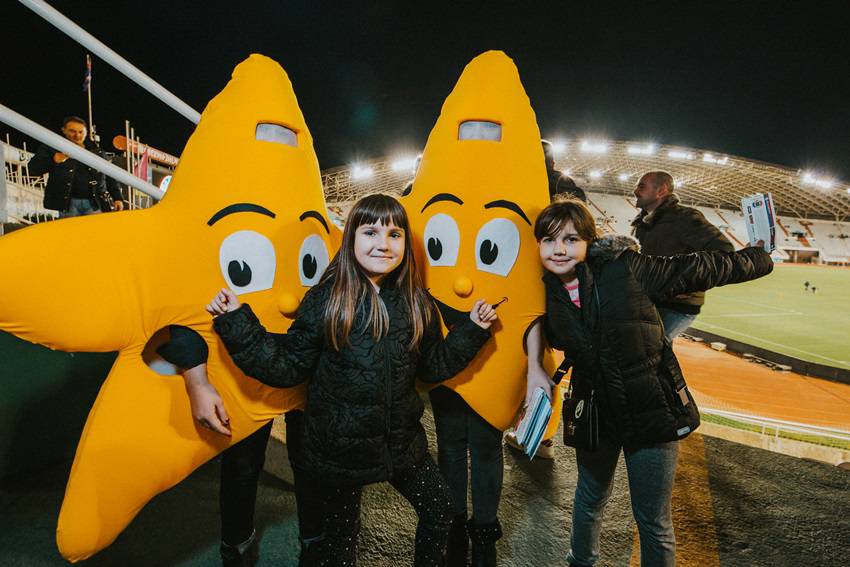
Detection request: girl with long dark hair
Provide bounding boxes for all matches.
[208,194,498,566]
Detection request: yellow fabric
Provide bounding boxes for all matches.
[0,55,338,561]
[404,51,562,435]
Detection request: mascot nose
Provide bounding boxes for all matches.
[453,276,474,298]
[277,293,300,317]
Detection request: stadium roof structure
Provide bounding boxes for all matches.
[321,140,850,222]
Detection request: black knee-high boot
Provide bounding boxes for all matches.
[467,518,501,567]
[445,514,468,566]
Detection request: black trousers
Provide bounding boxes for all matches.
[315,454,454,566]
[220,410,322,546]
[429,386,503,523]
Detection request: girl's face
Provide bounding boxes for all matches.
[538,220,588,281]
[354,221,405,284]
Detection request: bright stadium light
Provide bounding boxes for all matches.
[580,140,609,154]
[703,153,728,165]
[589,170,602,179]
[390,156,418,172]
[618,173,629,181]
[351,164,374,180]
[668,150,694,160]
[801,171,835,189]
[550,139,567,154]
[627,143,656,155]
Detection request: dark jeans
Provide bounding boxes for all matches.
[429,386,503,524]
[317,455,454,566]
[220,411,322,546]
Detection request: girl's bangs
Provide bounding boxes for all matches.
[351,195,408,230]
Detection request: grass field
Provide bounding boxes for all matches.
[694,264,850,370]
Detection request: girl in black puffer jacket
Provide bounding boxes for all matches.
[209,195,497,566]
[528,200,773,567]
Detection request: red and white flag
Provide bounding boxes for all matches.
[133,147,151,183]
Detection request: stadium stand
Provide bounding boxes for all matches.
[5,137,850,264]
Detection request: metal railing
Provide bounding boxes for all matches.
[699,406,850,449]
[2,136,56,225]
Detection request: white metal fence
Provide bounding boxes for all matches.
[699,406,850,449]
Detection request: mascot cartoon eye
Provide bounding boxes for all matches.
[255,123,298,147]
[423,213,460,267]
[474,218,520,276]
[298,234,330,286]
[219,230,277,294]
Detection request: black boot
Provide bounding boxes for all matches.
[220,530,259,567]
[298,533,326,567]
[467,518,501,567]
[445,514,468,567]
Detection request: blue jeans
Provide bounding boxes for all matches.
[60,197,101,218]
[567,437,679,567]
[658,308,697,342]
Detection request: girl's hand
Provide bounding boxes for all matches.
[469,299,498,329]
[183,365,231,436]
[525,364,555,407]
[205,288,241,317]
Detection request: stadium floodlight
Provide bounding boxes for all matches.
[589,170,602,179]
[550,140,567,154]
[351,164,374,180]
[627,143,656,155]
[390,156,418,172]
[801,171,835,189]
[668,150,694,160]
[580,140,609,154]
[703,153,728,165]
[618,173,629,181]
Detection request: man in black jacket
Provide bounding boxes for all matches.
[631,171,733,339]
[27,116,124,217]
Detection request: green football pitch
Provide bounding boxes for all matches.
[694,264,850,370]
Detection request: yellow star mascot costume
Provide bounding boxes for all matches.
[402,51,561,564]
[0,54,336,561]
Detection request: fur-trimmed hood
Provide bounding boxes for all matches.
[588,234,640,262]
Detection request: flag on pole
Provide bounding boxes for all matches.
[82,54,92,92]
[133,147,151,183]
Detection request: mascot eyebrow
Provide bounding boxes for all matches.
[299,210,330,233]
[207,203,276,226]
[420,193,530,226]
[484,199,531,225]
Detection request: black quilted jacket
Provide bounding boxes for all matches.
[544,235,773,450]
[214,277,491,486]
[28,141,122,211]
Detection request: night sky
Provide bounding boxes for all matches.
[3,1,849,180]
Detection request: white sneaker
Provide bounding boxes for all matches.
[504,429,522,451]
[535,438,556,460]
[505,430,556,460]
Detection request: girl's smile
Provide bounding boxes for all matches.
[538,220,588,283]
[354,222,405,285]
